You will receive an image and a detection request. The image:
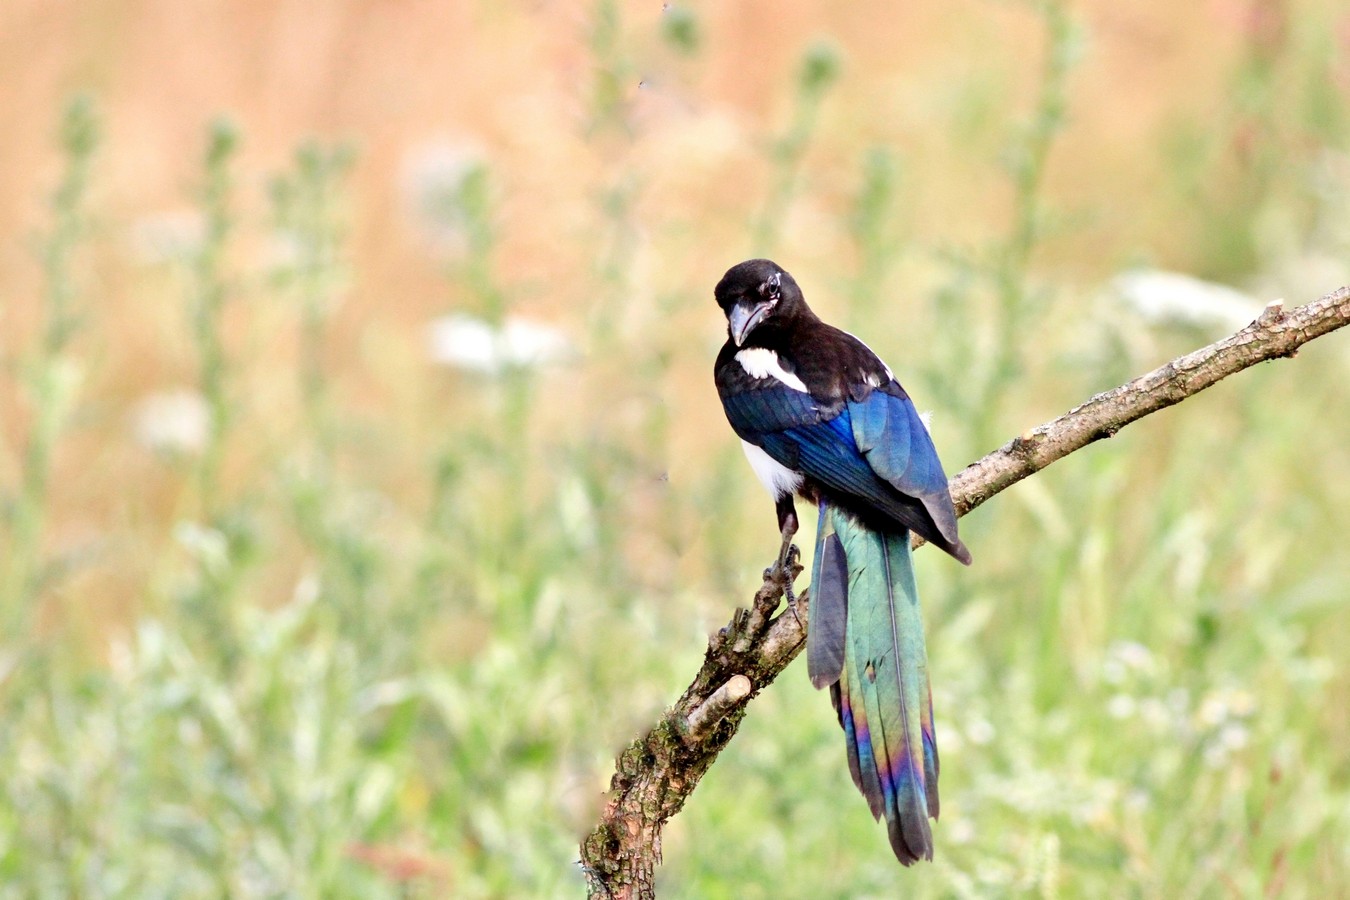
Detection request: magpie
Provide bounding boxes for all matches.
[713,258,971,865]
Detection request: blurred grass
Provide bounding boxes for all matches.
[2,2,1350,897]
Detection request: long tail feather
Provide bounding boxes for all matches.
[820,506,939,865]
[808,500,849,689]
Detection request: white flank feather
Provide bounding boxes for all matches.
[740,440,803,500]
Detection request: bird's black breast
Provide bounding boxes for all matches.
[713,341,766,397]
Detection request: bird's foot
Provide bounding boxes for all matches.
[769,542,802,618]
[783,582,802,628]
[781,544,803,625]
[732,544,802,653]
[773,528,796,574]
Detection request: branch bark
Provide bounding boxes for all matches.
[579,286,1350,899]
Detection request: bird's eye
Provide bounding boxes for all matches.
[759,272,782,301]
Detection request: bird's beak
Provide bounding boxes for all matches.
[728,300,772,347]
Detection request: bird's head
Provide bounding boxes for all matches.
[715,258,808,347]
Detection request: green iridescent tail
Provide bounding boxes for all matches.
[808,503,939,865]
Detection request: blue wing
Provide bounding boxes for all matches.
[848,389,950,505]
[722,383,960,547]
[720,380,829,438]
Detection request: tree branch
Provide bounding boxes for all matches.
[579,286,1350,899]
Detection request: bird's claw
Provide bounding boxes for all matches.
[772,543,802,616]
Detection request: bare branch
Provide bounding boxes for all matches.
[579,285,1350,899]
[948,290,1350,518]
[682,675,752,747]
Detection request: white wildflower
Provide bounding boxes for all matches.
[400,138,488,253]
[1109,640,1155,674]
[267,229,304,270]
[427,313,572,375]
[1198,693,1230,728]
[132,389,209,455]
[1106,694,1136,720]
[1198,686,1257,729]
[355,679,419,716]
[974,861,1015,888]
[0,651,16,691]
[1224,688,1256,718]
[1138,698,1171,730]
[293,571,321,606]
[131,210,205,263]
[428,314,493,370]
[1112,269,1264,332]
[173,521,229,574]
[938,720,962,754]
[1124,789,1150,813]
[965,718,996,746]
[946,817,975,845]
[1203,741,1230,769]
[1219,723,1250,751]
[178,717,203,746]
[559,477,598,550]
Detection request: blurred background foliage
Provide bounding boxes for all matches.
[1,1,1349,896]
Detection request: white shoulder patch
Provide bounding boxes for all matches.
[740,440,803,500]
[735,348,808,393]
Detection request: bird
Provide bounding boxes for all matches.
[712,258,971,865]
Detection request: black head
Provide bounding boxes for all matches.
[714,258,810,347]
